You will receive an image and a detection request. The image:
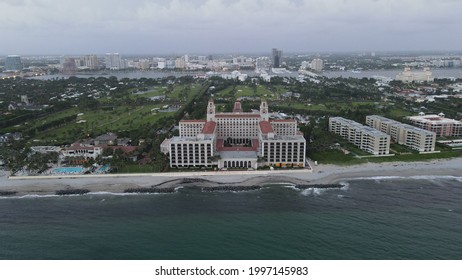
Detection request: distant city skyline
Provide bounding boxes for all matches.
[1,0,462,55]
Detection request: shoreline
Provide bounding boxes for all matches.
[1,158,461,197]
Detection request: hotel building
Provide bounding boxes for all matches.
[407,113,462,137]
[396,67,433,83]
[329,117,390,155]
[161,100,306,169]
[366,115,436,152]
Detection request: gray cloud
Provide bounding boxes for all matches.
[0,0,461,54]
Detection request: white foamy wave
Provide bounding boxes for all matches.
[408,175,462,181]
[282,184,299,191]
[87,191,159,196]
[300,188,327,196]
[339,181,350,190]
[174,186,184,191]
[349,175,462,182]
[300,188,312,196]
[313,188,326,196]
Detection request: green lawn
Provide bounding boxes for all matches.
[31,106,175,144]
[115,164,163,173]
[214,85,285,101]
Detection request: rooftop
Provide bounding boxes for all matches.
[409,115,462,124]
[180,119,207,123]
[202,121,217,134]
[271,119,296,123]
[215,113,260,118]
[259,121,273,134]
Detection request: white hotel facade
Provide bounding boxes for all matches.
[161,100,306,169]
[366,115,436,152]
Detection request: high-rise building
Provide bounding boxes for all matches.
[5,55,23,71]
[105,53,123,70]
[175,58,186,69]
[161,100,306,169]
[310,58,324,72]
[62,57,77,75]
[82,55,99,70]
[272,48,283,68]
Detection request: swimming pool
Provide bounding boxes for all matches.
[52,167,85,174]
[98,164,110,173]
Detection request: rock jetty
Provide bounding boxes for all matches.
[0,191,17,196]
[124,187,176,194]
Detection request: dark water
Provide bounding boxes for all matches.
[1,176,461,260]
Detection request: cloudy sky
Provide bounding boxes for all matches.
[1,0,461,55]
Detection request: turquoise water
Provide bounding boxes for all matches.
[0,177,461,259]
[52,167,85,174]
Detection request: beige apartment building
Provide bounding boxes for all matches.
[366,115,436,152]
[329,117,390,155]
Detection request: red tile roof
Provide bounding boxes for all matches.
[215,114,260,118]
[180,119,207,123]
[202,121,217,134]
[259,121,273,134]
[271,119,296,123]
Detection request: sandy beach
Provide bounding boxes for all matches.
[1,157,461,196]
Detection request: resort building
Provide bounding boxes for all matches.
[396,67,433,83]
[408,113,462,137]
[161,100,306,169]
[366,115,436,152]
[62,144,103,159]
[329,117,390,155]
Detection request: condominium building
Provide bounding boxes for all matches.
[329,117,390,155]
[310,58,324,72]
[408,113,462,137]
[82,55,99,70]
[161,100,306,169]
[105,53,125,70]
[5,55,22,71]
[366,115,436,152]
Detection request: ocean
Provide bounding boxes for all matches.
[1,176,461,260]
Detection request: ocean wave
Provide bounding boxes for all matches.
[282,184,299,191]
[88,191,166,196]
[300,188,327,196]
[348,175,462,182]
[339,181,350,190]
